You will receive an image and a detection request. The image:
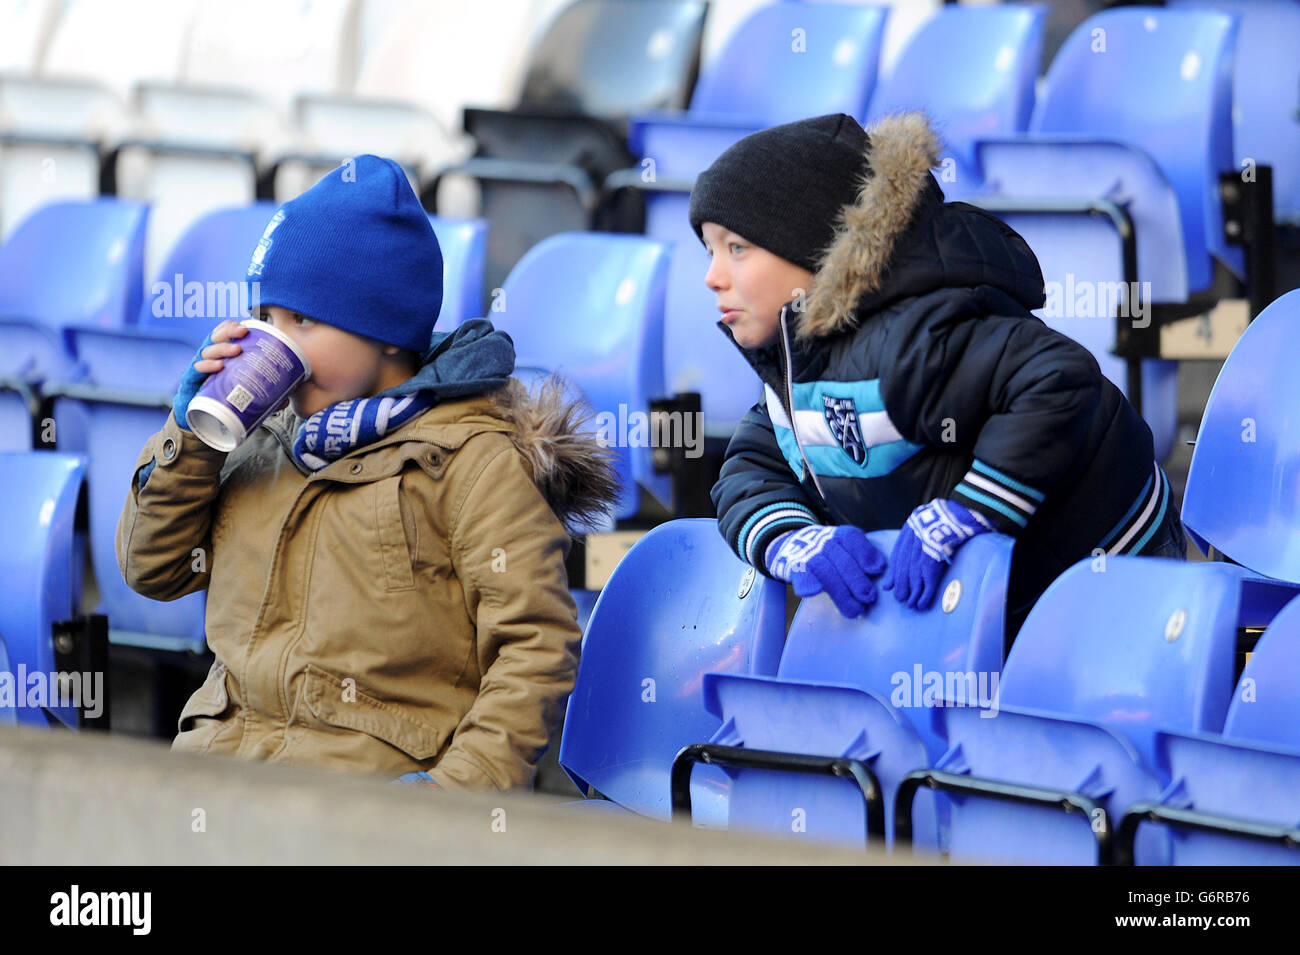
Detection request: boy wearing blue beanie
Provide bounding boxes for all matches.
[690,113,1187,651]
[117,156,617,789]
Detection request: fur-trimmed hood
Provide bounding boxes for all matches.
[796,111,1045,339]
[487,375,619,534]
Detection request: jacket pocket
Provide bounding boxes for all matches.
[375,474,416,592]
[177,661,231,735]
[301,664,445,761]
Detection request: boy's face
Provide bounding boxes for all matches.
[701,222,813,350]
[256,305,411,419]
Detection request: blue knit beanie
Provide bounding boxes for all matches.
[247,155,443,353]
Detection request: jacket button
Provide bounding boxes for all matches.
[349,462,362,474]
[426,451,440,467]
[161,438,177,461]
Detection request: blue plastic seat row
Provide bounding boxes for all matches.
[561,517,1300,864]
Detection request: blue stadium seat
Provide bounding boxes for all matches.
[1123,591,1300,865]
[47,204,276,653]
[428,216,487,328]
[976,7,1241,297]
[1170,0,1300,225]
[968,6,1240,461]
[1183,288,1300,582]
[866,4,1045,199]
[492,232,672,519]
[0,451,86,727]
[0,199,148,449]
[687,1,886,127]
[934,557,1239,864]
[558,519,787,822]
[688,530,1012,850]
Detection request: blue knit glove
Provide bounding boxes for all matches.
[173,332,216,433]
[765,524,888,618]
[393,772,440,789]
[882,498,995,610]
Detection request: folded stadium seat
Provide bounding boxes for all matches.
[1169,0,1300,229]
[1183,288,1300,582]
[0,0,194,240]
[558,519,787,823]
[609,1,888,439]
[428,216,487,329]
[429,0,707,298]
[118,0,361,274]
[1119,592,1300,865]
[0,198,148,451]
[915,557,1244,865]
[676,530,1013,851]
[970,7,1243,464]
[865,4,1044,200]
[491,231,672,520]
[44,203,276,654]
[0,451,87,727]
[270,0,559,205]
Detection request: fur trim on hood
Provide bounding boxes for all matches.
[798,111,943,340]
[489,375,620,535]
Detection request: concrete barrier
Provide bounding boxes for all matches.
[0,726,906,865]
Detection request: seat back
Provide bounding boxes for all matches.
[519,0,706,117]
[137,201,278,345]
[1031,7,1240,289]
[428,216,488,329]
[867,3,1044,191]
[777,529,1012,762]
[0,198,147,334]
[1170,0,1300,225]
[690,1,888,124]
[0,199,148,394]
[558,519,787,820]
[0,451,86,727]
[1000,556,1240,767]
[1183,288,1300,582]
[494,232,672,518]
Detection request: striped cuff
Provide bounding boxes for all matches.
[734,501,819,573]
[951,459,1045,535]
[1096,462,1170,556]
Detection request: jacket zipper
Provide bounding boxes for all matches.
[778,304,829,506]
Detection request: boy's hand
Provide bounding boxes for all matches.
[174,320,250,432]
[393,772,440,789]
[882,499,994,610]
[765,524,887,618]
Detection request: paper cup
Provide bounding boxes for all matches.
[186,320,311,451]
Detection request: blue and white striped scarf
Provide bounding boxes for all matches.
[292,391,440,471]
